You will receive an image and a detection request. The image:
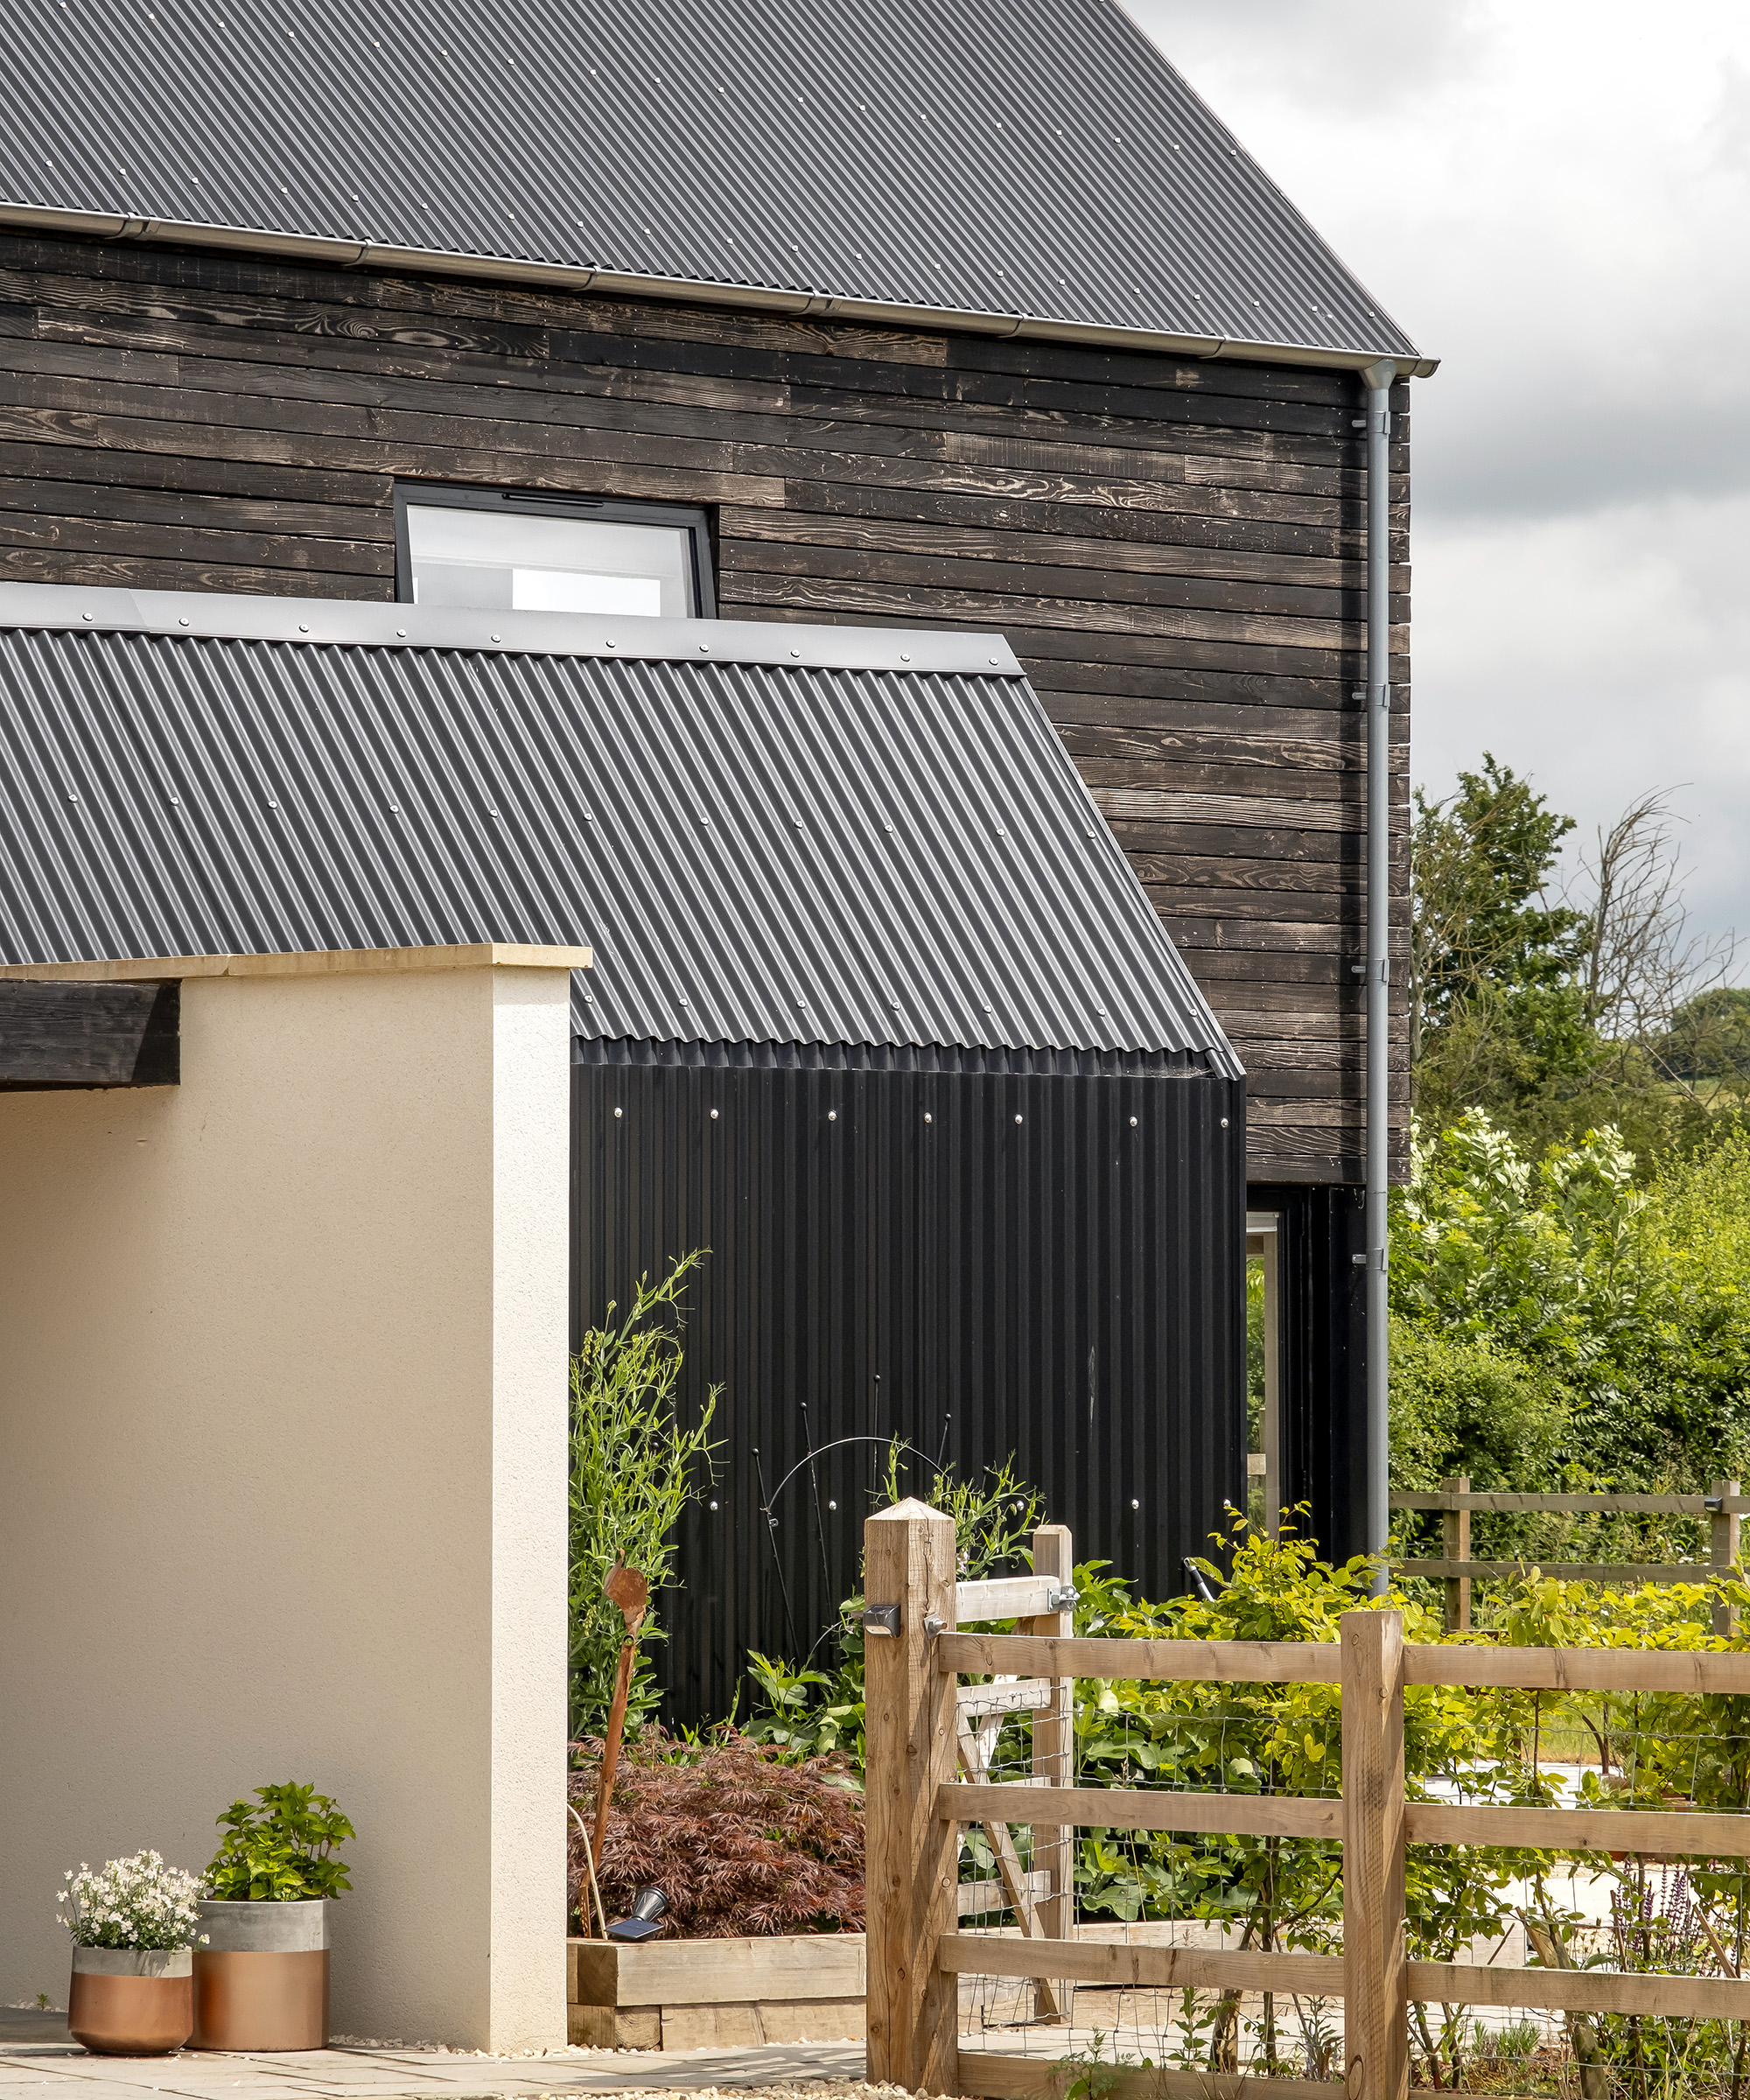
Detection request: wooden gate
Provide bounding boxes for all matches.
[862,1499,1750,2099]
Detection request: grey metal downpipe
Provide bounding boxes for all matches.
[1360,358,1397,1583]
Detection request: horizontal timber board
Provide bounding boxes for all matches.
[940,1633,1342,1681]
[1094,787,1404,832]
[1405,1802,1750,1857]
[724,569,1365,649]
[724,535,1399,622]
[1055,723,1396,769]
[0,471,387,541]
[0,507,389,573]
[786,479,1402,563]
[946,1637,1750,1696]
[1402,1647,1750,1692]
[1077,761,1405,806]
[1395,1491,1734,1516]
[1405,1962,1750,2022]
[0,434,389,508]
[0,398,790,506]
[0,329,1382,496]
[956,2052,1344,2100]
[950,1949,1750,2025]
[0,366,1380,526]
[0,545,372,596]
[722,504,1407,588]
[944,1782,1341,1839]
[568,1933,864,2008]
[1396,1561,1713,1584]
[939,1933,1340,1994]
[10,308,1389,461]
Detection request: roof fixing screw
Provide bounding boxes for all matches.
[81,611,94,621]
[827,1110,837,1122]
[178,616,190,626]
[789,648,801,658]
[612,1107,623,1118]
[900,652,911,662]
[491,633,501,642]
[298,623,309,634]
[1221,1116,1230,1128]
[924,1112,933,1124]
[396,627,407,637]
[1129,1116,1138,1128]
[709,1108,720,1120]
[1014,1114,1023,1124]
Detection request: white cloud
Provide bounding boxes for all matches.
[1122,0,1750,952]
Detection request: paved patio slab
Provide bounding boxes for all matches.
[0,2015,872,2100]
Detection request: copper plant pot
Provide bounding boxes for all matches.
[192,1900,330,2052]
[68,1947,193,2054]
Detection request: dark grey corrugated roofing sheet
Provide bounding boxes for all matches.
[0,584,1240,1068]
[0,0,1426,375]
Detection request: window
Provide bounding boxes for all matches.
[395,487,714,618]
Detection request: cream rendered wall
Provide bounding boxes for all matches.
[0,956,573,2049]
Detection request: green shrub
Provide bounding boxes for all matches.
[570,1253,722,1742]
[205,1783,354,1901]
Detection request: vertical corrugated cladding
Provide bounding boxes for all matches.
[573,1040,1246,1727]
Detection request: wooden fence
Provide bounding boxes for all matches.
[862,1498,1750,2100]
[1393,1474,1744,1634]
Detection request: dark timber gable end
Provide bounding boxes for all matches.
[0,231,1410,1181]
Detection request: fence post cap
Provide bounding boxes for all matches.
[869,1495,945,1523]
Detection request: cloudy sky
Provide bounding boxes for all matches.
[1124,0,1750,963]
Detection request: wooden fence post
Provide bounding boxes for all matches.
[1441,1476,1470,1633]
[1342,1608,1407,2100]
[1712,1478,1741,1640]
[864,1498,961,2096]
[1029,1524,1075,1964]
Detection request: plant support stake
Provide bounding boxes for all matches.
[591,1562,649,1872]
[1362,358,1397,1586]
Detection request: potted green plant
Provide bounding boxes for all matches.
[192,1784,354,2052]
[59,1851,205,2054]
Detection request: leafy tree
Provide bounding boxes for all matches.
[1390,1115,1750,1530]
[1411,758,1745,1158]
[1410,753,1590,1070]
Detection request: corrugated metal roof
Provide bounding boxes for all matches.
[0,0,1426,374]
[0,584,1241,1068]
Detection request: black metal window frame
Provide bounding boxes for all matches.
[391,482,718,617]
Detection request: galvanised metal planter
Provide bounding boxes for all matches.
[191,1900,329,2052]
[67,1947,194,2054]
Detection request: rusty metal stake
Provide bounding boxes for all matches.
[591,1563,649,1872]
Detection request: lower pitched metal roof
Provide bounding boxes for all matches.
[0,584,1240,1071]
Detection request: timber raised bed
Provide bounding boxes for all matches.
[566,1933,865,2049]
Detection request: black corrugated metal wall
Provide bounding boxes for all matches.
[572,1040,1246,1726]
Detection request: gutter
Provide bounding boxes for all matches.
[0,203,1438,380]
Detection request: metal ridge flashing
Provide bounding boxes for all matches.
[0,204,1439,379]
[0,584,1025,676]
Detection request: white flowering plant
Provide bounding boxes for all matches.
[57,1852,206,1950]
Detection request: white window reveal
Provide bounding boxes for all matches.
[399,495,710,618]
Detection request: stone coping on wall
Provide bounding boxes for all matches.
[0,942,592,982]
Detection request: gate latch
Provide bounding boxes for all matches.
[1046,1583,1080,1612]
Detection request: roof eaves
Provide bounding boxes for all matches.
[0,203,1439,380]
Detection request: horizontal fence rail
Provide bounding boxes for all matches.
[1395,1491,1750,1516]
[941,1629,1750,1692]
[864,1499,1750,2100]
[1391,1472,1743,1636]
